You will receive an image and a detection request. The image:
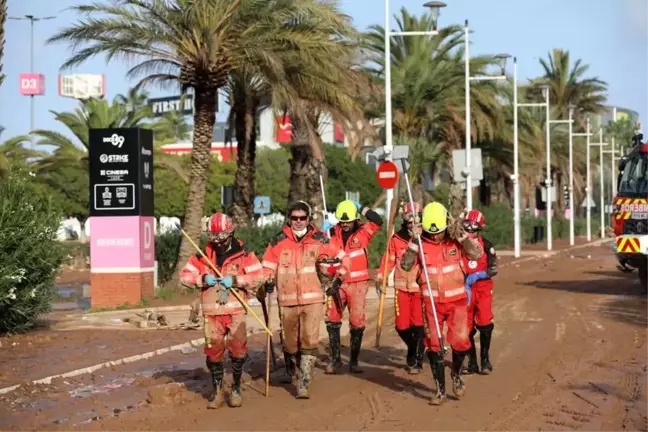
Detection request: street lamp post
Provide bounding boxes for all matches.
[590,128,608,239]
[8,14,55,147]
[384,1,446,221]
[548,113,574,245]
[464,23,509,210]
[572,118,593,241]
[514,81,551,251]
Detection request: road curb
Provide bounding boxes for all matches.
[2,238,613,397]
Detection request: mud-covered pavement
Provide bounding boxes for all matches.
[1,241,647,431]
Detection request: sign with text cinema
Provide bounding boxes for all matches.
[88,128,155,309]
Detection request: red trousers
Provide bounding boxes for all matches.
[203,314,247,362]
[467,280,494,329]
[421,296,470,353]
[394,290,424,330]
[326,280,369,328]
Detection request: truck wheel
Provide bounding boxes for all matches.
[639,259,648,294]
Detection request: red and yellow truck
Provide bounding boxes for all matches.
[612,134,647,291]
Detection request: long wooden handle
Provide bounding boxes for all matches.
[375,182,401,348]
[179,228,273,336]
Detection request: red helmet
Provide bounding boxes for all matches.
[207,213,234,242]
[464,209,486,230]
[401,202,422,222]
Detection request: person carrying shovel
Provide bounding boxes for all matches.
[181,213,265,409]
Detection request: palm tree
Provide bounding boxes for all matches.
[0,134,39,177]
[363,8,506,206]
[152,111,191,143]
[0,0,5,87]
[48,0,369,276]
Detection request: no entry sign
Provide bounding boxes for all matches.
[376,161,399,189]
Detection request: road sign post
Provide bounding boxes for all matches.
[254,196,271,215]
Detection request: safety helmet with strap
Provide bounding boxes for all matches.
[207,213,234,242]
[421,202,448,234]
[335,200,359,222]
[401,201,422,222]
[464,209,486,232]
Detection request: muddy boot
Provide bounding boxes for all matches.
[409,326,425,375]
[463,329,479,375]
[427,351,446,405]
[229,356,245,407]
[451,350,467,399]
[478,323,494,374]
[396,327,416,370]
[325,322,342,374]
[206,359,225,409]
[280,351,297,384]
[349,327,365,374]
[296,353,316,399]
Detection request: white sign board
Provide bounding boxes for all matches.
[540,187,557,203]
[452,149,484,183]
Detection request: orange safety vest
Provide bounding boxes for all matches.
[262,225,350,307]
[329,221,381,283]
[180,240,264,315]
[378,229,419,293]
[412,238,470,303]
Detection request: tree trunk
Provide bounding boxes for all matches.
[231,98,258,227]
[174,88,217,285]
[288,118,326,228]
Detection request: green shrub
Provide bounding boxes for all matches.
[155,232,182,285]
[0,173,66,333]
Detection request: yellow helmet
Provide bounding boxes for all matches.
[421,202,448,233]
[335,200,359,221]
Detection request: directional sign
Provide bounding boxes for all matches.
[376,161,399,189]
[254,196,271,214]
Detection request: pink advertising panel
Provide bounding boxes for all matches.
[19,73,45,95]
[90,216,155,269]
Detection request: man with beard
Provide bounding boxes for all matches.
[181,213,264,409]
[377,202,425,374]
[262,201,350,398]
[325,200,383,374]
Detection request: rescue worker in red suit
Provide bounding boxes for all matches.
[376,202,425,374]
[461,209,498,375]
[400,202,483,405]
[261,201,351,398]
[181,213,264,409]
[325,199,383,374]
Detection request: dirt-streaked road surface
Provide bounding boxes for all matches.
[1,241,646,431]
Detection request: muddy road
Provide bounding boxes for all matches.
[1,242,646,431]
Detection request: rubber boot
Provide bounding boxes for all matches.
[349,327,365,374]
[325,322,342,374]
[451,350,467,398]
[229,356,245,407]
[478,323,494,374]
[205,358,225,409]
[409,326,425,375]
[296,353,316,399]
[396,327,416,369]
[463,328,479,375]
[280,351,297,384]
[427,351,446,405]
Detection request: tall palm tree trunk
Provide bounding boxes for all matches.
[288,120,325,227]
[231,99,258,226]
[175,89,217,282]
[0,0,6,87]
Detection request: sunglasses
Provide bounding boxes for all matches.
[208,232,230,242]
[290,215,308,222]
[463,222,480,233]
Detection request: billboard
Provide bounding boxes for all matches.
[19,73,45,96]
[148,94,219,117]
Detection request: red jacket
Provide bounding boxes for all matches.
[463,235,498,277]
[377,226,419,293]
[329,220,381,283]
[262,225,351,307]
[180,239,264,315]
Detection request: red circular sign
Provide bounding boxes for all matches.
[376,161,399,189]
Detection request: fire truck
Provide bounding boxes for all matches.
[612,133,647,291]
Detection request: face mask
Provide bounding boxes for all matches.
[292,227,307,237]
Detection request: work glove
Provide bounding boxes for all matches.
[216,275,234,289]
[203,274,218,287]
[465,283,472,306]
[322,218,333,234]
[326,278,342,297]
[447,218,467,241]
[263,279,275,295]
[375,281,383,297]
[465,271,488,288]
